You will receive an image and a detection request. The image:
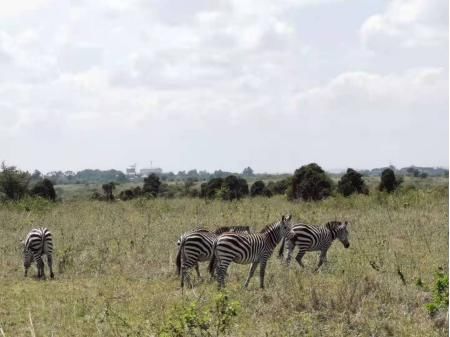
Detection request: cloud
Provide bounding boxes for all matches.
[360,0,449,49]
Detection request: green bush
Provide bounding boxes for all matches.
[30,178,56,201]
[289,163,333,201]
[379,168,402,193]
[337,168,369,197]
[250,180,272,197]
[426,270,449,317]
[143,174,161,197]
[0,162,30,200]
[160,292,240,337]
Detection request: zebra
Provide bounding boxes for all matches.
[22,228,54,279]
[176,226,250,288]
[209,215,292,289]
[278,221,350,271]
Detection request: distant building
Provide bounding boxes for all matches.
[126,167,136,176]
[139,168,163,177]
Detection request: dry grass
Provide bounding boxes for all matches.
[0,187,447,336]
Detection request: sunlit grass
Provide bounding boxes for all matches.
[0,187,447,336]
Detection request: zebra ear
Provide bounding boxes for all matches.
[286,214,292,221]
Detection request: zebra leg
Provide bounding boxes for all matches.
[216,259,230,289]
[285,241,295,266]
[295,250,306,268]
[47,254,54,279]
[259,259,268,289]
[315,250,328,272]
[195,263,201,278]
[36,257,45,279]
[244,262,259,288]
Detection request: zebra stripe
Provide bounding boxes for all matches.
[280,221,350,270]
[176,226,250,288]
[23,227,54,279]
[209,215,292,289]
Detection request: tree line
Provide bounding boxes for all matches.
[0,161,418,203]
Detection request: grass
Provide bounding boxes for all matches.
[0,186,448,336]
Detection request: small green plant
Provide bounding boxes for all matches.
[160,292,240,337]
[425,270,449,317]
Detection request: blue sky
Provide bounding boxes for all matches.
[0,0,448,173]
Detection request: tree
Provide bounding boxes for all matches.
[250,180,272,197]
[0,162,30,200]
[289,163,333,201]
[102,182,115,201]
[30,178,56,201]
[220,175,248,201]
[143,174,161,197]
[379,168,401,193]
[267,178,290,195]
[242,167,254,177]
[200,178,224,199]
[337,168,369,197]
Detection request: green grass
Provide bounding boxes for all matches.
[0,186,448,336]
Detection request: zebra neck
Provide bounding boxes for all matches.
[327,227,337,240]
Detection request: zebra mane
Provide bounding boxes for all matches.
[260,223,276,233]
[214,226,250,235]
[325,221,344,232]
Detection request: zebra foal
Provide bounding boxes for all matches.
[279,221,350,271]
[22,227,54,279]
[176,226,250,288]
[209,215,292,289]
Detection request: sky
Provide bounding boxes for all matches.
[0,0,448,174]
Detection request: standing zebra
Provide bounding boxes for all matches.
[177,226,250,288]
[22,227,54,279]
[209,215,292,289]
[279,221,350,271]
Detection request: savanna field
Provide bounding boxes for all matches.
[0,183,448,336]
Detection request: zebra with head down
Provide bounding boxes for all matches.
[279,221,350,271]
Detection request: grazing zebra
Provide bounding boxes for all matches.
[22,228,54,279]
[209,215,292,289]
[176,226,250,288]
[279,221,350,271]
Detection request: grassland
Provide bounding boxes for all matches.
[0,184,448,336]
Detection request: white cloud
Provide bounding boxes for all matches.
[0,0,51,17]
[360,0,448,49]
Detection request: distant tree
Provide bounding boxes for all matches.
[0,162,30,200]
[31,178,56,201]
[267,178,290,195]
[143,174,161,197]
[406,167,420,177]
[250,180,272,197]
[200,177,224,199]
[289,163,333,201]
[102,182,115,201]
[30,170,43,184]
[118,189,135,201]
[337,168,369,197]
[379,168,402,193]
[419,172,428,179]
[242,167,254,176]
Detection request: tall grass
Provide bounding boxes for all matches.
[0,187,447,336]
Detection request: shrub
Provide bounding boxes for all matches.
[102,182,115,201]
[426,270,449,317]
[379,168,402,193]
[118,189,135,201]
[289,163,333,201]
[30,178,56,201]
[250,180,272,197]
[220,175,249,201]
[143,174,161,197]
[159,292,239,337]
[337,168,369,197]
[267,178,291,195]
[0,162,30,200]
[200,178,223,199]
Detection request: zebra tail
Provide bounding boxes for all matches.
[278,237,285,259]
[176,238,184,276]
[208,241,217,276]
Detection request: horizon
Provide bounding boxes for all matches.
[1,0,448,173]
